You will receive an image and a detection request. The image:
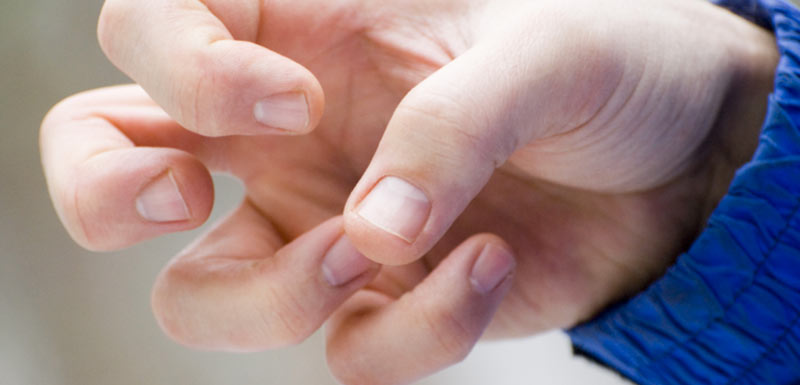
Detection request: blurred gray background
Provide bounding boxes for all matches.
[0,0,631,384]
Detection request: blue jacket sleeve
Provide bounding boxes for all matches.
[567,1,800,384]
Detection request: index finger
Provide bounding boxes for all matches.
[40,85,214,251]
[97,0,325,136]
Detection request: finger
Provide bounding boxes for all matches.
[41,85,214,251]
[97,0,324,136]
[326,234,516,385]
[343,21,624,265]
[152,209,380,351]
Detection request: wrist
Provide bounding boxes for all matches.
[568,2,800,383]
[696,6,779,230]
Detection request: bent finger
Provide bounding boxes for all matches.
[41,85,214,251]
[326,234,516,385]
[97,0,324,136]
[152,209,380,351]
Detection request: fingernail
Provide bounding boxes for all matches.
[136,171,190,223]
[253,92,309,132]
[470,244,515,295]
[322,235,374,286]
[356,176,431,243]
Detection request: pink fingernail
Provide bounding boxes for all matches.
[322,235,374,287]
[470,244,515,294]
[356,177,431,243]
[135,171,190,223]
[253,92,309,132]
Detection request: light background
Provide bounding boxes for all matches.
[0,0,634,384]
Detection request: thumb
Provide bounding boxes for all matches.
[343,29,623,265]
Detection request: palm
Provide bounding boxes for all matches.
[180,0,772,336]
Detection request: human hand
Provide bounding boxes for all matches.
[41,0,777,383]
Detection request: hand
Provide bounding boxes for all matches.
[41,0,777,383]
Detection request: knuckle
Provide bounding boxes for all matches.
[177,41,240,135]
[327,345,383,385]
[418,304,474,363]
[556,16,630,128]
[41,95,118,252]
[43,91,97,123]
[326,348,363,385]
[153,256,323,350]
[150,262,197,346]
[510,4,628,134]
[70,166,114,252]
[324,309,377,385]
[97,0,129,58]
[401,88,476,131]
[254,282,318,347]
[397,91,506,170]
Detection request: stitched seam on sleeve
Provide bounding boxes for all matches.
[728,309,800,384]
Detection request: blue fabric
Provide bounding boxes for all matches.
[567,1,800,384]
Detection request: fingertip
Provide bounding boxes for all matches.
[324,233,515,385]
[465,236,517,296]
[420,233,516,299]
[73,148,213,251]
[343,174,436,266]
[246,50,326,136]
[321,234,380,287]
[132,37,325,137]
[343,210,428,266]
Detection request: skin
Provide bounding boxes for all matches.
[40,0,778,384]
